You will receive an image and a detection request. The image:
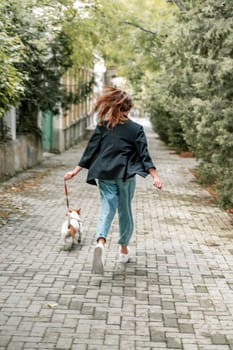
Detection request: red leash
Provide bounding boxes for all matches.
[64,180,70,210]
[64,171,76,210]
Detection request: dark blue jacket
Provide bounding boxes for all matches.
[79,119,156,185]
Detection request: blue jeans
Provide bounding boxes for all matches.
[96,177,136,245]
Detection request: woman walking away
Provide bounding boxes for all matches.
[64,86,162,274]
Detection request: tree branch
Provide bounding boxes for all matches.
[172,0,187,11]
[121,21,157,35]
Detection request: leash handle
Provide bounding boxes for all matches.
[64,180,69,210]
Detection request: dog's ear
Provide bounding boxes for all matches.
[67,209,72,213]
[76,208,81,214]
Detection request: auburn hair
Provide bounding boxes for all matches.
[93,86,133,128]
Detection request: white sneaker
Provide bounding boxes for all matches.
[92,243,104,274]
[119,246,131,263]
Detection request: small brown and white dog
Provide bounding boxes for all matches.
[61,209,82,249]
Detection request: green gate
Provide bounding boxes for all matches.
[42,110,53,152]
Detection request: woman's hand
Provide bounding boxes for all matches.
[148,167,162,190]
[152,175,162,190]
[64,166,83,181]
[64,171,75,180]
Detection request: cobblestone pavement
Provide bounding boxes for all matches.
[1,119,233,350]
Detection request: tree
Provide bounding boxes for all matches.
[0,1,24,119]
[0,0,97,135]
[147,0,233,208]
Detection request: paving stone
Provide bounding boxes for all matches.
[166,336,183,349]
[6,342,24,350]
[211,334,228,345]
[150,328,166,342]
[164,315,178,328]
[0,336,11,347]
[107,314,121,325]
[72,345,87,350]
[179,323,195,334]
[183,344,199,350]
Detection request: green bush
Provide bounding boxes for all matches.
[147,0,233,208]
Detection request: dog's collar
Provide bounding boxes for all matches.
[68,216,82,223]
